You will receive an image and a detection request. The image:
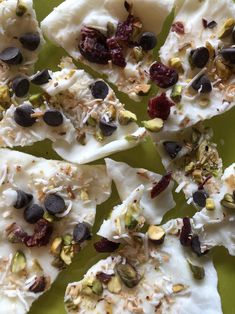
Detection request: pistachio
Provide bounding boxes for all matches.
[43,211,55,222]
[118,110,137,125]
[218,18,235,39]
[16,1,27,17]
[215,58,232,81]
[63,234,73,246]
[87,116,97,127]
[92,279,103,296]
[147,225,165,245]
[206,198,215,211]
[11,251,26,273]
[60,245,74,265]
[172,284,186,293]
[185,161,195,174]
[125,135,138,142]
[142,118,163,132]
[106,105,116,121]
[51,257,65,269]
[125,210,138,230]
[116,263,140,288]
[187,259,205,280]
[107,276,122,294]
[170,85,183,103]
[220,193,235,209]
[107,21,116,37]
[192,169,203,184]
[205,41,215,59]
[169,57,184,72]
[81,285,93,296]
[50,237,63,256]
[0,85,10,108]
[95,130,104,142]
[29,94,44,107]
[77,132,86,145]
[133,46,144,62]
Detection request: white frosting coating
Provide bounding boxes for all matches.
[0,149,111,313]
[65,219,222,314]
[158,0,235,133]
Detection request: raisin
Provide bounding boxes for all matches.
[115,14,135,42]
[148,93,175,120]
[24,219,53,247]
[180,217,192,247]
[149,62,179,88]
[151,172,172,199]
[94,238,120,253]
[79,26,110,64]
[107,37,126,67]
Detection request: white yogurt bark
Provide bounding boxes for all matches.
[104,158,175,225]
[0,149,111,314]
[152,124,223,201]
[65,219,222,314]
[41,0,181,101]
[0,0,43,83]
[192,163,235,256]
[156,0,235,133]
[0,58,146,164]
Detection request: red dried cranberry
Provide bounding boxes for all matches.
[94,237,120,253]
[172,22,185,35]
[151,172,172,199]
[79,26,110,64]
[115,14,135,42]
[96,272,113,284]
[107,37,126,67]
[148,93,175,120]
[149,62,179,89]
[180,217,192,246]
[24,219,53,247]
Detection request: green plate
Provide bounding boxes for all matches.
[19,1,235,313]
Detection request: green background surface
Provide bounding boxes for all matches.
[18,1,235,313]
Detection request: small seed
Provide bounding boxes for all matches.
[43,109,63,127]
[193,190,208,207]
[139,32,157,51]
[220,47,235,64]
[191,75,212,93]
[11,251,26,273]
[24,204,44,224]
[190,47,209,68]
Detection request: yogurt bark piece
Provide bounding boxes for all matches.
[0,149,111,314]
[65,219,222,314]
[147,0,235,133]
[151,124,223,203]
[103,158,175,225]
[41,0,181,101]
[192,163,235,256]
[0,0,43,103]
[0,58,146,164]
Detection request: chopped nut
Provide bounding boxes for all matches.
[187,259,205,280]
[169,57,184,72]
[118,110,137,125]
[185,162,195,174]
[50,237,63,256]
[11,251,26,273]
[95,130,104,142]
[92,279,103,296]
[170,85,183,103]
[106,105,116,121]
[215,58,232,81]
[142,118,164,132]
[206,198,215,210]
[218,18,235,39]
[133,46,144,62]
[81,285,93,296]
[116,263,140,288]
[147,225,165,245]
[135,84,151,95]
[192,169,203,184]
[16,1,27,16]
[0,85,10,108]
[107,276,122,294]
[63,234,73,246]
[60,245,74,265]
[172,284,185,293]
[43,211,55,222]
[87,116,97,127]
[220,193,235,209]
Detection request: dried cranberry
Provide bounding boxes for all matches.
[180,217,192,246]
[24,219,53,247]
[96,272,113,284]
[148,93,175,120]
[94,237,120,253]
[151,172,172,199]
[149,62,178,89]
[107,37,126,67]
[171,22,185,35]
[115,14,135,42]
[79,26,110,64]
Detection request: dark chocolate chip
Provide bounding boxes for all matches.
[12,76,30,98]
[31,69,51,85]
[24,204,44,224]
[90,81,109,100]
[139,32,157,51]
[43,109,63,127]
[14,104,36,127]
[73,223,91,243]
[221,47,235,64]
[191,235,204,257]
[193,190,208,207]
[163,141,182,159]
[232,27,235,43]
[190,47,209,68]
[99,118,117,137]
[0,47,23,65]
[14,190,33,209]
[191,74,212,93]
[44,194,66,215]
[19,32,41,51]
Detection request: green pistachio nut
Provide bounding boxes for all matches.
[170,85,183,103]
[95,130,104,142]
[133,46,144,62]
[116,263,140,288]
[63,234,73,246]
[51,237,63,256]
[92,279,103,296]
[147,225,165,245]
[11,251,26,273]
[118,110,137,125]
[107,276,122,294]
[218,18,235,39]
[0,85,11,109]
[29,94,44,108]
[187,259,205,280]
[220,193,235,209]
[142,118,163,132]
